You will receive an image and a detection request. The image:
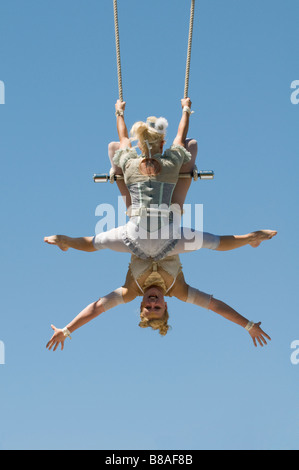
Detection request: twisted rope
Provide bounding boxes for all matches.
[113,0,123,101]
[184,0,195,98]
[113,0,195,101]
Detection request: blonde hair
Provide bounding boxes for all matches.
[139,305,171,337]
[130,117,167,155]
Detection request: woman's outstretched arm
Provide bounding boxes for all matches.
[171,276,271,348]
[208,297,271,348]
[47,298,109,351]
[46,281,137,351]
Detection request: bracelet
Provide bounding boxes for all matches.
[62,327,72,339]
[183,106,194,115]
[245,321,255,332]
[115,109,124,117]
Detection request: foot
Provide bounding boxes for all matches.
[249,230,277,248]
[44,235,69,252]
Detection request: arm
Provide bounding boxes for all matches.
[115,99,131,149]
[171,277,271,348]
[209,297,271,347]
[46,282,137,351]
[172,98,192,147]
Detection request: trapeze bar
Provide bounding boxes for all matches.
[93,170,214,183]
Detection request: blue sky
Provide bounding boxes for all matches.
[0,0,298,450]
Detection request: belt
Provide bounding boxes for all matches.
[127,206,182,218]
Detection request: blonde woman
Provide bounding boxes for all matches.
[108,98,198,211]
[46,252,271,349]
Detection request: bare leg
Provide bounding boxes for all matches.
[44,227,130,254]
[216,230,277,251]
[171,139,198,209]
[108,142,132,209]
[171,229,277,255]
[44,235,96,252]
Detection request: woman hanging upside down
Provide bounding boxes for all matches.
[44,98,277,259]
[46,252,271,350]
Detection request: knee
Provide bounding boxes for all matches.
[186,139,198,155]
[108,141,120,153]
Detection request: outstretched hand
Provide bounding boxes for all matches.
[248,322,271,348]
[46,325,66,352]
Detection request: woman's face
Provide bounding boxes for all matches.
[141,287,167,320]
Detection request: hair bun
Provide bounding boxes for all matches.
[153,117,168,135]
[145,117,168,135]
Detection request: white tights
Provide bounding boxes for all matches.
[93,226,220,256]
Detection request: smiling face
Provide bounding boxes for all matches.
[140,286,167,320]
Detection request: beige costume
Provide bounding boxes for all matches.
[93,146,220,260]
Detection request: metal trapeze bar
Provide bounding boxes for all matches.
[93,169,214,183]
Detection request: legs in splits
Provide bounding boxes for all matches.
[44,228,277,255]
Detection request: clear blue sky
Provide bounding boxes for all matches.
[0,0,298,450]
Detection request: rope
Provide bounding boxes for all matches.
[113,0,123,102]
[113,0,194,101]
[184,0,195,99]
